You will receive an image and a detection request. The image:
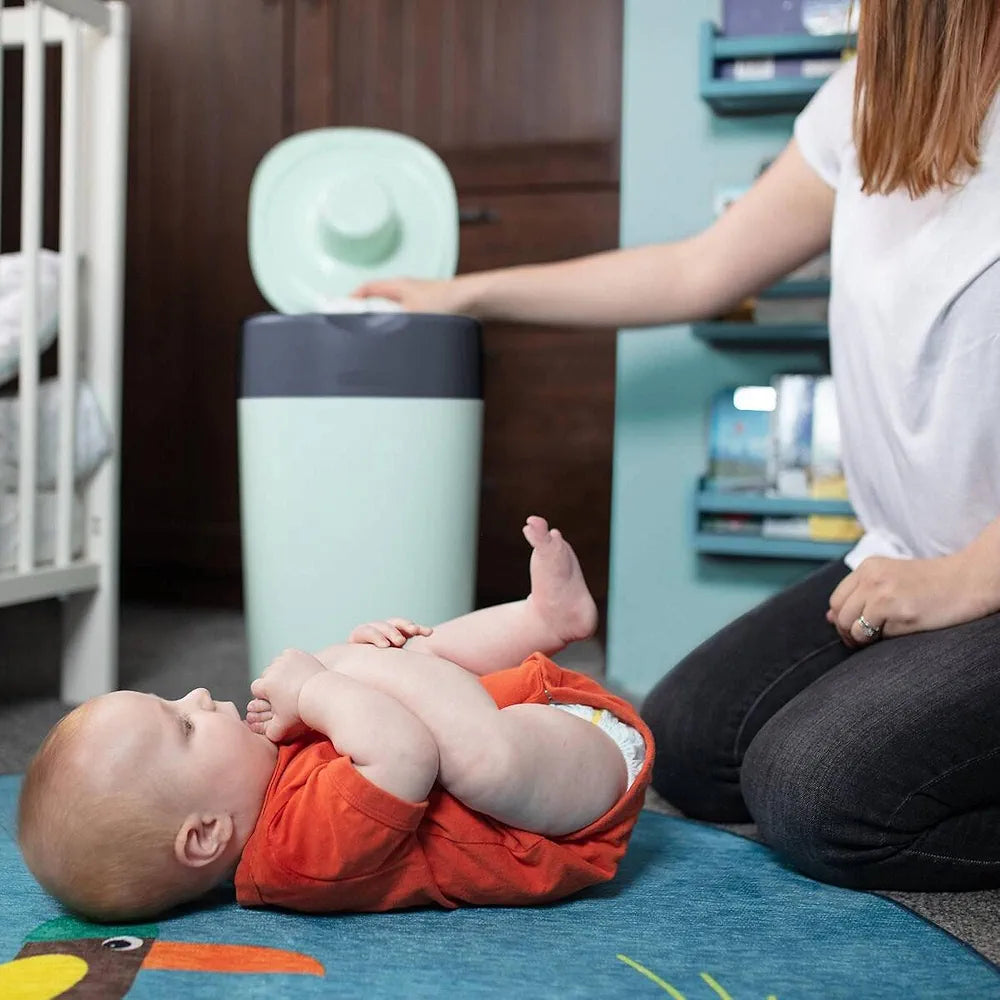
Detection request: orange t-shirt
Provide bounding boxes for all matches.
[234,652,654,912]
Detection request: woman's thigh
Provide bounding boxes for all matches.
[641,560,853,821]
[742,612,1000,890]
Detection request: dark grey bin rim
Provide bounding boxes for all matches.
[240,311,482,400]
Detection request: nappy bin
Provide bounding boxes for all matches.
[240,127,482,675]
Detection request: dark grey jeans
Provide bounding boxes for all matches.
[641,560,1000,891]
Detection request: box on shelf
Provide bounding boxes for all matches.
[722,1,859,37]
[809,375,860,542]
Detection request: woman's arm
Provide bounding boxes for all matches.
[357,139,835,328]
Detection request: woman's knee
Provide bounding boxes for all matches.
[741,715,892,888]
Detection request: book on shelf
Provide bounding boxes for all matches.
[721,0,859,37]
[699,514,763,537]
[753,297,829,324]
[703,385,773,492]
[763,374,814,540]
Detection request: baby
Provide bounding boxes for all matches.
[18,516,653,921]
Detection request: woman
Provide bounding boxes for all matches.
[356,0,1000,892]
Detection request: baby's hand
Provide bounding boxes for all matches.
[347,618,433,648]
[248,648,324,743]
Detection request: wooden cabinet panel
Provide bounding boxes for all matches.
[458,189,619,272]
[120,0,287,599]
[459,190,619,605]
[294,0,622,163]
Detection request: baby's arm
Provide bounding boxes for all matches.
[249,649,439,803]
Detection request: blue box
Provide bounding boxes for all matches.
[723,1,856,37]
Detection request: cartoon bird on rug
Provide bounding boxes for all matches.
[0,915,324,999]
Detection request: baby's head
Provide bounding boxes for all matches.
[18,687,277,922]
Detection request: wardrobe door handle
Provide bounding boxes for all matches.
[459,207,500,226]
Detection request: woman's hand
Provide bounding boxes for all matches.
[247,648,325,742]
[827,551,999,647]
[352,277,473,315]
[348,618,433,648]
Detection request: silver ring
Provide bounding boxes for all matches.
[857,615,882,640]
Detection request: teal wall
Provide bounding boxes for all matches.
[605,0,828,696]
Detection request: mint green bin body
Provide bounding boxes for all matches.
[238,312,482,677]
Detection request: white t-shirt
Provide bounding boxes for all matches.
[794,60,1000,567]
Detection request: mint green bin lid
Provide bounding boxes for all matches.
[248,128,459,315]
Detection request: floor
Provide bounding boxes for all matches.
[2,602,999,967]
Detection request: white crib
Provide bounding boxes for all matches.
[0,0,128,701]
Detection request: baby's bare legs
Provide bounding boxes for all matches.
[311,642,626,835]
[251,518,619,831]
[401,515,599,676]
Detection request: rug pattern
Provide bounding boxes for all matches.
[2,775,997,999]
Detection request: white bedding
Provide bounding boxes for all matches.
[0,490,85,572]
[0,377,112,487]
[0,251,60,385]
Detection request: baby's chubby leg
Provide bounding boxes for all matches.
[457,703,627,835]
[315,643,626,835]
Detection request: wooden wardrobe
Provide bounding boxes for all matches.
[121,0,623,611]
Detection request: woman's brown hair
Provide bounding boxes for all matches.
[854,0,1000,197]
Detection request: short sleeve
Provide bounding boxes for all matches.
[262,755,427,882]
[793,58,857,188]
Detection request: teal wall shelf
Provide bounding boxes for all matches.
[699,21,855,115]
[691,322,828,345]
[696,489,853,518]
[693,533,853,560]
[691,486,856,560]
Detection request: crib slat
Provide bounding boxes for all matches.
[17,0,45,574]
[56,20,82,566]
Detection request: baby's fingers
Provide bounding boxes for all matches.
[387,618,433,638]
[349,623,395,647]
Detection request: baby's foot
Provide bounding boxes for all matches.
[522,515,599,644]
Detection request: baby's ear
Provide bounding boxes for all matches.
[174,814,234,868]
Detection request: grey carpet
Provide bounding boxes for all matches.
[2,601,998,967]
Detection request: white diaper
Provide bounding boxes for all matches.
[552,702,647,790]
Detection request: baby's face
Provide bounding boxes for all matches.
[88,687,278,818]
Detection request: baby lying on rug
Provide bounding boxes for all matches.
[18,517,653,921]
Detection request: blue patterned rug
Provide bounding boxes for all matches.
[1,774,996,999]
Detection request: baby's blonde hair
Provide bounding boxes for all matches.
[18,702,205,922]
